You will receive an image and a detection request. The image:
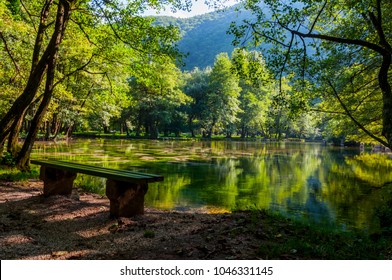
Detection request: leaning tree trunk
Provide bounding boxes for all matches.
[0,138,5,156]
[16,1,73,171]
[16,76,54,171]
[6,113,25,157]
[0,1,54,151]
[65,124,74,139]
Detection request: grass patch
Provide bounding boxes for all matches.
[0,165,39,181]
[143,230,156,238]
[74,174,106,196]
[236,210,392,259]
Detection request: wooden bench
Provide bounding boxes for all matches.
[31,159,163,217]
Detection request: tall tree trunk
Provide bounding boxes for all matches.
[66,124,74,139]
[0,138,5,156]
[188,116,195,137]
[149,124,159,139]
[207,119,217,138]
[51,115,61,138]
[16,0,73,171]
[207,127,213,138]
[0,1,55,146]
[103,124,109,134]
[17,61,57,171]
[240,124,246,138]
[16,85,53,171]
[45,121,51,141]
[7,112,25,157]
[31,0,54,73]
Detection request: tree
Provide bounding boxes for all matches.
[203,53,241,138]
[231,0,392,147]
[182,68,211,137]
[231,48,274,138]
[0,0,186,170]
[0,0,33,152]
[1,0,75,171]
[128,57,189,139]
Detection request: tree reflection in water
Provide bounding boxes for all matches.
[32,139,392,232]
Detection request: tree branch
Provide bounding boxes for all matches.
[368,0,392,53]
[31,0,54,74]
[278,33,294,92]
[309,108,346,115]
[83,69,107,75]
[285,26,388,55]
[20,0,38,32]
[69,18,97,47]
[105,72,113,96]
[249,24,290,47]
[81,70,114,96]
[0,32,22,80]
[53,54,96,88]
[299,35,307,81]
[327,79,389,147]
[353,87,379,112]
[309,1,327,33]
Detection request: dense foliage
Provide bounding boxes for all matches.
[120,48,317,140]
[0,0,185,170]
[1,0,391,171]
[231,0,392,147]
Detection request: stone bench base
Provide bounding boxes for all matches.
[40,166,77,196]
[106,179,148,217]
[39,166,148,217]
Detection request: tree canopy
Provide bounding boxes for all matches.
[0,0,187,170]
[231,0,392,147]
[2,0,390,171]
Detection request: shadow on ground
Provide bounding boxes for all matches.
[0,181,263,260]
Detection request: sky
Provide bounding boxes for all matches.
[143,0,238,18]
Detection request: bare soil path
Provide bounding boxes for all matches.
[0,180,264,260]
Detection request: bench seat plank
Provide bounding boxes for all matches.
[31,159,163,184]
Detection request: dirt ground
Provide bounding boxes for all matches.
[0,179,267,260]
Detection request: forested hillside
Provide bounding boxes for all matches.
[154,6,253,70]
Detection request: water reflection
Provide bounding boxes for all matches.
[31,139,392,232]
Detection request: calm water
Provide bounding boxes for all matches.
[31,139,392,232]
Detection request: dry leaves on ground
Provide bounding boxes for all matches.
[0,180,265,260]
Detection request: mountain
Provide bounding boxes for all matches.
[153,6,253,71]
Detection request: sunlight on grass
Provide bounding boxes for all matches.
[0,166,39,181]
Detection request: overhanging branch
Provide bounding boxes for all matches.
[53,54,96,88]
[327,79,389,147]
[287,28,387,55]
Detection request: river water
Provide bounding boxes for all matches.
[32,139,392,232]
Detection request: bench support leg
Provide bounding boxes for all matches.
[40,166,77,196]
[106,179,148,217]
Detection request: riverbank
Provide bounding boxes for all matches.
[1,178,391,260]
